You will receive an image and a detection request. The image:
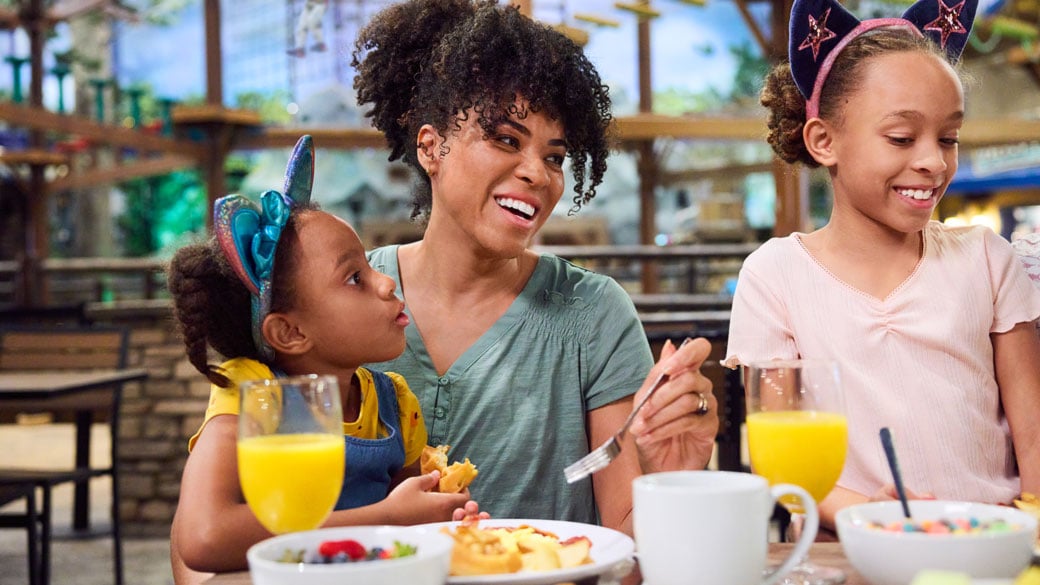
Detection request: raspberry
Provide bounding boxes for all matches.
[317,539,367,560]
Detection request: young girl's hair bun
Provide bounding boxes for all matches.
[761,63,818,167]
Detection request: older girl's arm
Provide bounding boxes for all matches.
[993,320,1040,496]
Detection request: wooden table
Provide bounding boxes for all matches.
[201,542,861,585]
[0,368,148,531]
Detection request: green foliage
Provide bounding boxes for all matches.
[138,0,197,26]
[225,155,253,194]
[653,86,726,115]
[651,40,768,114]
[53,49,102,74]
[117,170,207,257]
[234,90,294,125]
[729,42,770,101]
[115,152,257,257]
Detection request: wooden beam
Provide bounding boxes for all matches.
[0,102,207,157]
[615,113,765,141]
[47,154,196,192]
[961,119,1040,145]
[0,6,19,27]
[510,0,532,16]
[171,104,261,126]
[615,114,1040,145]
[733,0,770,57]
[0,149,68,167]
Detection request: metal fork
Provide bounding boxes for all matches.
[563,339,691,484]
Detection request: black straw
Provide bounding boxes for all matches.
[880,427,912,519]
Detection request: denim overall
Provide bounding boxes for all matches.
[334,371,405,509]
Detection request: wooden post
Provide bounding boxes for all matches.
[769,0,810,237]
[772,159,810,236]
[203,0,225,229]
[20,0,49,306]
[205,0,223,107]
[637,14,660,294]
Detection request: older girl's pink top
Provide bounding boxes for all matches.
[726,222,1040,504]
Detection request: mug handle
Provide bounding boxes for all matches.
[760,484,818,585]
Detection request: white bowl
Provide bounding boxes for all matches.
[247,525,453,585]
[836,500,1038,585]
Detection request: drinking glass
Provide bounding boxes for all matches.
[237,374,345,534]
[745,359,848,585]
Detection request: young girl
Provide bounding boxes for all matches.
[167,136,475,576]
[353,0,719,536]
[726,0,1040,530]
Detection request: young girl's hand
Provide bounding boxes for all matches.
[451,500,491,522]
[383,471,470,524]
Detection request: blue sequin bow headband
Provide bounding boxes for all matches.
[213,135,315,361]
[790,0,978,120]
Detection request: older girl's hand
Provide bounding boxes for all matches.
[629,338,719,474]
[870,483,936,502]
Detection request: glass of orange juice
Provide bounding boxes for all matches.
[237,374,345,534]
[746,359,847,585]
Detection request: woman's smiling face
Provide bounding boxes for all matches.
[419,100,569,257]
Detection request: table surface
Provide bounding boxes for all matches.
[201,542,860,585]
[0,368,148,398]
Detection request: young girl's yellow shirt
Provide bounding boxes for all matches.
[187,357,427,467]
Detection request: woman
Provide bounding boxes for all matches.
[354,0,719,536]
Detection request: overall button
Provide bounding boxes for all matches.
[434,406,447,419]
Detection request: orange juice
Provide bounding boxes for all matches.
[746,411,847,511]
[238,433,345,534]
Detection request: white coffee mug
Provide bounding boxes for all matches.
[633,470,818,585]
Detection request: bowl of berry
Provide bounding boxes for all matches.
[247,525,453,585]
[836,500,1038,585]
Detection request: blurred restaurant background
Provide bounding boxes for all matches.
[0,0,1038,546]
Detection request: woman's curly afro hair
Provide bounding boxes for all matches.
[352,0,613,219]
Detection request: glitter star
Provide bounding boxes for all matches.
[798,8,837,61]
[923,0,967,49]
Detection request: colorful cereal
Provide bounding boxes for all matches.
[865,517,1018,535]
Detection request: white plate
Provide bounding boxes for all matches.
[420,518,635,585]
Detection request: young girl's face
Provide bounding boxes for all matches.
[421,100,569,256]
[284,211,409,367]
[825,50,963,234]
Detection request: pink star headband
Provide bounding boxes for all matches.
[789,0,977,120]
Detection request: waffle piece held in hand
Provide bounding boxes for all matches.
[420,444,478,493]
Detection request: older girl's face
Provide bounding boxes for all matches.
[824,50,963,235]
[418,101,568,257]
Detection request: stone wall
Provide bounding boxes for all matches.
[86,300,208,538]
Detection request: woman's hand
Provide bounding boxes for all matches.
[629,337,718,474]
[383,471,471,524]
